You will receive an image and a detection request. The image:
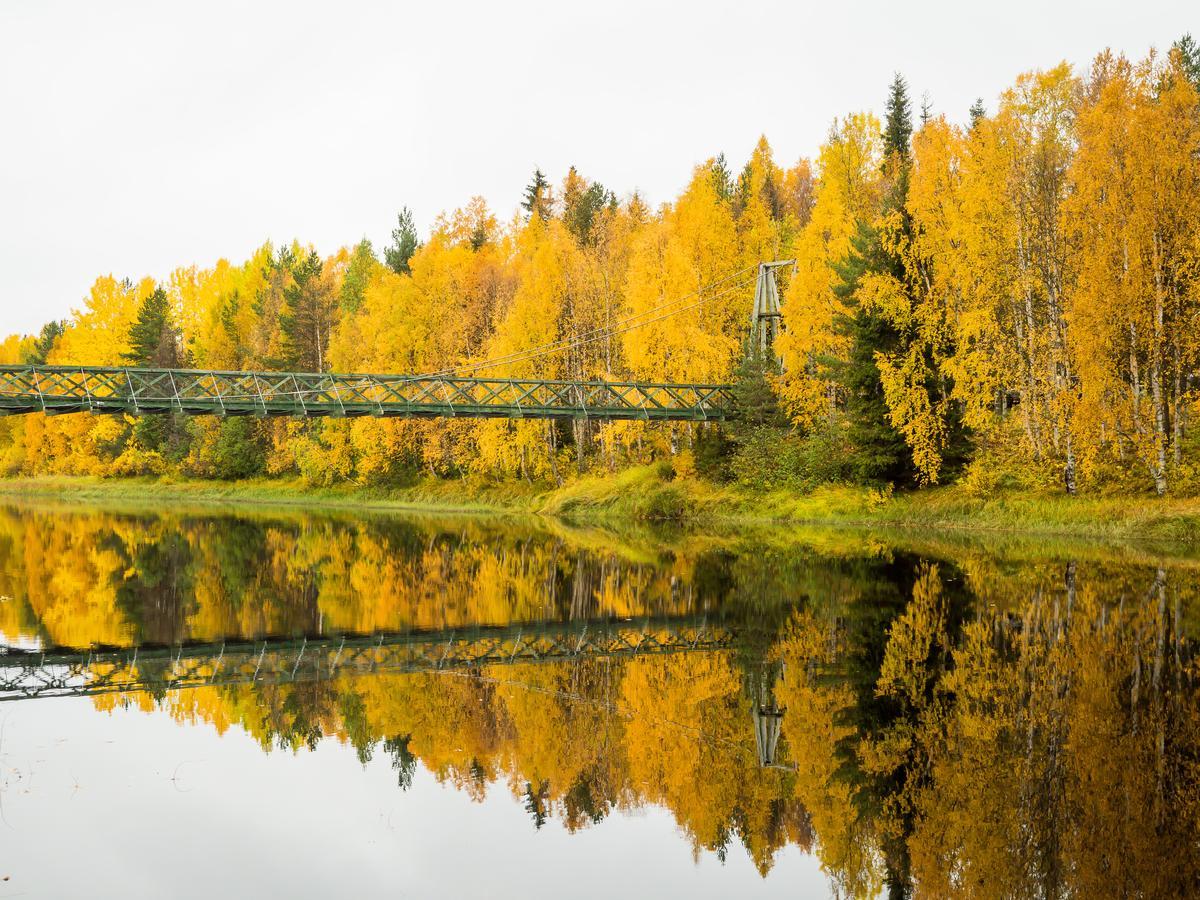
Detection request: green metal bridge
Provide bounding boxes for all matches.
[0,263,801,423]
[0,365,736,422]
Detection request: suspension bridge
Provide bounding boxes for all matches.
[0,616,736,702]
[0,263,789,423]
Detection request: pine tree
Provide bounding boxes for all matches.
[826,73,919,486]
[279,250,338,372]
[21,319,65,365]
[1174,33,1200,88]
[123,286,186,455]
[521,168,553,221]
[123,287,180,367]
[968,97,987,129]
[384,208,420,274]
[710,153,733,201]
[562,168,614,244]
[827,222,913,485]
[883,74,913,164]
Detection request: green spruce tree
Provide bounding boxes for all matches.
[123,287,180,367]
[968,97,987,129]
[828,74,970,487]
[279,250,337,372]
[709,153,733,202]
[384,208,420,274]
[521,168,554,221]
[562,172,614,245]
[123,286,187,456]
[1174,33,1200,88]
[21,319,65,365]
[825,74,916,486]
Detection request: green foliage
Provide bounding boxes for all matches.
[124,286,188,457]
[279,250,337,371]
[826,221,913,486]
[384,208,420,274]
[693,424,733,481]
[636,483,687,520]
[729,426,798,491]
[729,423,853,493]
[340,239,379,312]
[563,176,614,244]
[968,97,987,129]
[730,356,785,428]
[521,168,553,221]
[209,418,266,480]
[123,287,180,367]
[883,73,914,162]
[22,319,65,364]
[710,153,733,202]
[1175,33,1200,88]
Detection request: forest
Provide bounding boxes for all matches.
[2,39,1200,500]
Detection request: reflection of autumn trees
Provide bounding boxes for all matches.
[1,504,1198,892]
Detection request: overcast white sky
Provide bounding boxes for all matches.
[0,0,1193,335]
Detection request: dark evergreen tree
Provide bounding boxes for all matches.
[821,75,918,486]
[279,250,337,371]
[383,734,417,790]
[730,354,785,428]
[1174,33,1200,88]
[123,287,181,367]
[563,179,614,244]
[520,168,553,221]
[826,222,913,485]
[523,780,550,829]
[384,208,420,274]
[123,286,188,457]
[883,74,914,164]
[21,319,65,365]
[968,97,987,129]
[733,161,754,218]
[710,153,733,201]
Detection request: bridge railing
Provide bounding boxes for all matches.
[0,366,736,422]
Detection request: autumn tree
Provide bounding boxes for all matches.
[1067,49,1200,494]
[339,239,380,313]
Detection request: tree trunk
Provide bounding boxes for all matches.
[1150,233,1168,496]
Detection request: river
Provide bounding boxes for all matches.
[0,500,1196,898]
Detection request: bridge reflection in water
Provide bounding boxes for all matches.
[0,617,735,702]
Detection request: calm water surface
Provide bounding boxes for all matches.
[0,501,1196,898]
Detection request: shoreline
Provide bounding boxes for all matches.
[0,470,1198,546]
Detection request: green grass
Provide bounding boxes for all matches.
[1,469,1198,545]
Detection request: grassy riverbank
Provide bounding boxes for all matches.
[1,468,1199,544]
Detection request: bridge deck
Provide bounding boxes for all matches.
[0,617,736,701]
[0,366,736,422]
